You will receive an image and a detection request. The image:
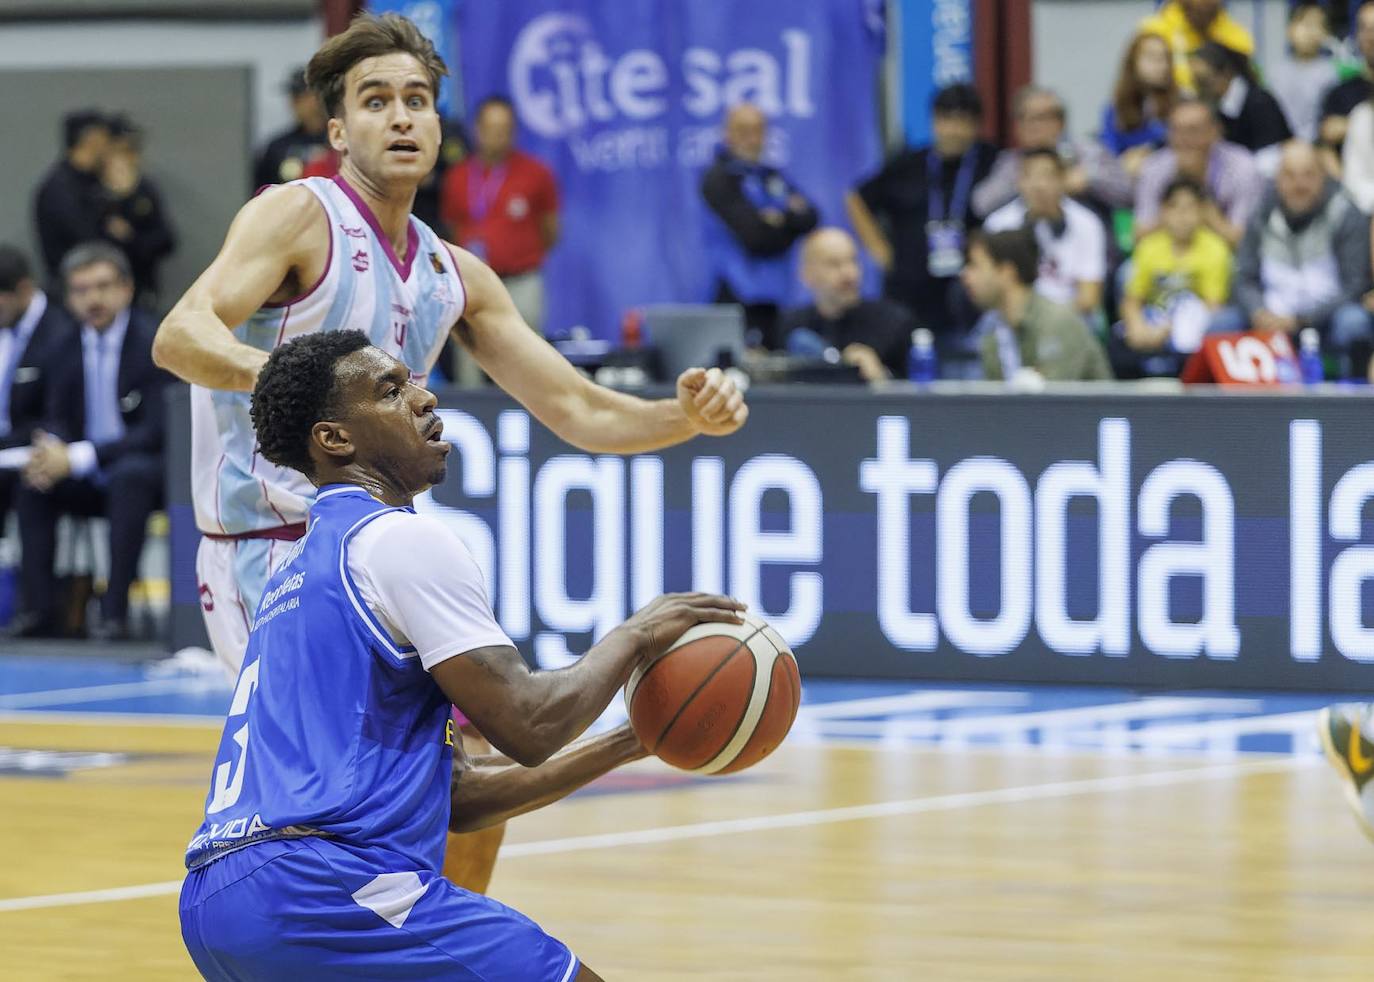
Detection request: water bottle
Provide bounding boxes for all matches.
[907,328,937,383]
[1299,327,1324,384]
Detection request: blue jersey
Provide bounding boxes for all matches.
[186,485,454,873]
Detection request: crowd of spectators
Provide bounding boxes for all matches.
[715,0,1374,385]
[34,110,175,308]
[19,5,1374,638]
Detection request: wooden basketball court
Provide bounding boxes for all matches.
[1,695,1370,980]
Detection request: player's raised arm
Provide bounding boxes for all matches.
[447,244,749,453]
[429,592,744,768]
[448,723,645,833]
[153,185,325,391]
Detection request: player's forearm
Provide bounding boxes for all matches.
[553,384,697,454]
[449,724,646,832]
[153,309,269,392]
[517,627,645,763]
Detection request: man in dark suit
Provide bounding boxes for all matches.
[14,243,170,639]
[0,245,75,530]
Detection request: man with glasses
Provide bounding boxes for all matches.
[10,242,170,640]
[1133,98,1262,247]
[972,86,1133,220]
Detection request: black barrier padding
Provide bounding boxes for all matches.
[165,385,1374,692]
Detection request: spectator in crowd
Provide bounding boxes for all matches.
[847,83,997,349]
[1111,178,1232,378]
[1188,42,1293,171]
[983,149,1108,320]
[1272,3,1338,144]
[777,228,913,382]
[972,87,1132,220]
[11,244,170,640]
[33,111,112,287]
[252,68,330,190]
[1102,32,1179,177]
[698,102,818,349]
[100,116,176,308]
[0,247,75,531]
[441,95,560,336]
[1319,1,1374,163]
[1140,0,1255,92]
[415,119,469,235]
[961,228,1113,383]
[1135,99,1263,247]
[1340,90,1374,208]
[1212,142,1372,366]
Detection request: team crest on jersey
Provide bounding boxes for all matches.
[429,251,445,274]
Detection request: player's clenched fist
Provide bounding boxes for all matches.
[677,366,749,437]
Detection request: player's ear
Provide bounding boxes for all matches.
[312,420,353,462]
[328,116,347,154]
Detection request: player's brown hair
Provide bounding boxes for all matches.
[306,13,448,118]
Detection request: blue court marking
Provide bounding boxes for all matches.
[0,653,1358,758]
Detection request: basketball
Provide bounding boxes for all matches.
[624,614,801,775]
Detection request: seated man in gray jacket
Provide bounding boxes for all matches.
[1211,141,1373,372]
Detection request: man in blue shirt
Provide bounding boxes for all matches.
[181,329,745,981]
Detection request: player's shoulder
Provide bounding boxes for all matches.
[233,182,328,246]
[355,510,474,561]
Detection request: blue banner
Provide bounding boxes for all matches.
[455,0,884,338]
[901,0,975,147]
[366,0,463,114]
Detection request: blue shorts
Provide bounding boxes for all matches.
[179,838,578,981]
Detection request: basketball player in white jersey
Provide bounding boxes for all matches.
[153,13,747,894]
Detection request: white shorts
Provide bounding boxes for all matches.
[196,536,293,677]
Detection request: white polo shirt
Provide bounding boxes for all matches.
[984,197,1107,307]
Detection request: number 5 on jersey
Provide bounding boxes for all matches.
[207,660,260,814]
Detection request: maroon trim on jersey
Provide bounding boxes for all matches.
[261,186,335,310]
[445,242,468,325]
[332,173,420,281]
[201,522,307,543]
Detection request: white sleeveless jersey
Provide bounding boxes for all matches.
[191,176,466,535]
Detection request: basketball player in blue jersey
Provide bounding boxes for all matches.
[181,330,746,981]
[154,14,746,895]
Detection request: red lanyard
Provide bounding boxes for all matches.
[468,162,508,222]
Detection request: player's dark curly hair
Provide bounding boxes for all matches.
[250,330,373,479]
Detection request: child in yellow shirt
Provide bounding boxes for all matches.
[1116,177,1232,375]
